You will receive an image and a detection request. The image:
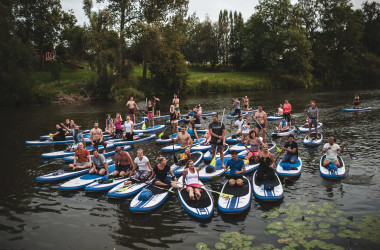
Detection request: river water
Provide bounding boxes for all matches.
[0,87,379,249]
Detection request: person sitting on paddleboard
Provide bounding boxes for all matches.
[105,117,115,136]
[305,102,319,139]
[61,123,86,151]
[126,96,140,124]
[256,144,275,181]
[197,104,202,115]
[240,118,250,144]
[131,149,153,182]
[279,116,289,132]
[89,148,109,176]
[182,160,202,200]
[153,96,160,117]
[353,93,361,109]
[187,121,200,145]
[146,100,155,128]
[282,134,298,164]
[275,104,283,116]
[90,121,108,153]
[113,146,134,178]
[226,151,246,187]
[232,98,241,116]
[69,142,92,170]
[146,156,179,188]
[203,130,212,145]
[169,105,179,135]
[322,137,346,167]
[253,104,267,143]
[173,125,193,161]
[232,115,244,137]
[245,130,263,163]
[283,100,292,127]
[51,124,66,141]
[105,114,112,132]
[209,114,226,169]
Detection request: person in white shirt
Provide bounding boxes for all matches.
[240,118,250,144]
[123,115,135,141]
[232,115,244,136]
[322,137,346,167]
[131,149,153,181]
[182,160,201,200]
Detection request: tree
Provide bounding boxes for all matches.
[361,1,380,56]
[14,0,76,69]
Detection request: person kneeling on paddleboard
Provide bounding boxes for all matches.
[182,160,202,200]
[146,157,180,189]
[131,149,152,182]
[322,137,346,167]
[69,143,92,170]
[245,130,263,164]
[279,116,289,132]
[226,151,246,187]
[113,146,134,178]
[282,135,298,164]
[89,148,109,176]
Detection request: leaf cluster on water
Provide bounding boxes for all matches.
[196,202,380,249]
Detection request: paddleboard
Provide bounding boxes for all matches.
[271,126,296,137]
[319,155,345,178]
[218,175,251,213]
[303,133,323,147]
[107,179,148,198]
[342,107,371,112]
[252,171,284,201]
[134,125,165,133]
[203,145,230,160]
[171,152,204,175]
[161,138,206,152]
[276,158,303,178]
[298,123,323,133]
[41,143,114,159]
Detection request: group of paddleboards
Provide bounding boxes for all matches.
[29,93,366,219]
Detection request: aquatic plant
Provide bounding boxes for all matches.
[196,202,380,249]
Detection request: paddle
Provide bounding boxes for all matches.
[253,115,281,153]
[175,181,233,199]
[210,167,230,181]
[332,128,358,160]
[171,124,179,164]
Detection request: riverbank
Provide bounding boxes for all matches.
[33,64,276,104]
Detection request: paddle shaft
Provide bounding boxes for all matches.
[130,177,176,193]
[331,128,357,160]
[252,115,280,150]
[175,181,233,198]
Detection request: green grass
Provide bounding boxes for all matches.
[35,62,96,83]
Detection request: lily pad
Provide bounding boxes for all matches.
[265,229,278,234]
[336,232,348,238]
[267,221,283,230]
[196,242,209,249]
[261,243,275,250]
[242,241,252,246]
[261,212,269,218]
[319,223,331,229]
[245,235,255,240]
[215,242,227,249]
[277,237,293,244]
[276,232,290,238]
[220,232,231,238]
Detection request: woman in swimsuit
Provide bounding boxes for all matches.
[187,121,200,144]
[114,113,123,138]
[169,105,179,135]
[353,93,361,109]
[182,160,202,200]
[146,100,155,128]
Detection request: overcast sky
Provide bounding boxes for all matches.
[61,0,368,25]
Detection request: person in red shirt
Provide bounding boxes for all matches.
[69,143,91,170]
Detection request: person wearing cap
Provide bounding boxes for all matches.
[113,146,134,177]
[208,114,226,168]
[226,151,246,187]
[281,134,298,163]
[89,148,109,176]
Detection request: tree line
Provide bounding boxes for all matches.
[1,0,379,105]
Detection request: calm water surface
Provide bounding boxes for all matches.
[0,87,379,249]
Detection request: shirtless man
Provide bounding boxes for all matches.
[252,104,267,143]
[113,146,134,177]
[243,96,250,111]
[90,121,107,153]
[173,93,180,116]
[173,125,193,161]
[126,96,140,123]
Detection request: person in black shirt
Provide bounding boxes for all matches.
[281,134,298,163]
[146,157,179,188]
[208,114,226,168]
[52,124,66,141]
[188,107,201,128]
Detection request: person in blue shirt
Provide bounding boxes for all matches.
[225,151,246,187]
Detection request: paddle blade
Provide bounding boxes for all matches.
[210,157,216,167]
[158,131,164,138]
[142,122,146,130]
[349,153,358,160]
[228,128,231,133]
[210,175,221,181]
[173,153,179,164]
[276,147,282,154]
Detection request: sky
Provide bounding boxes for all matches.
[61,0,368,25]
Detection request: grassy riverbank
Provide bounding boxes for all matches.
[34,64,277,102]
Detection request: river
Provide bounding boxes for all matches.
[0,86,379,249]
